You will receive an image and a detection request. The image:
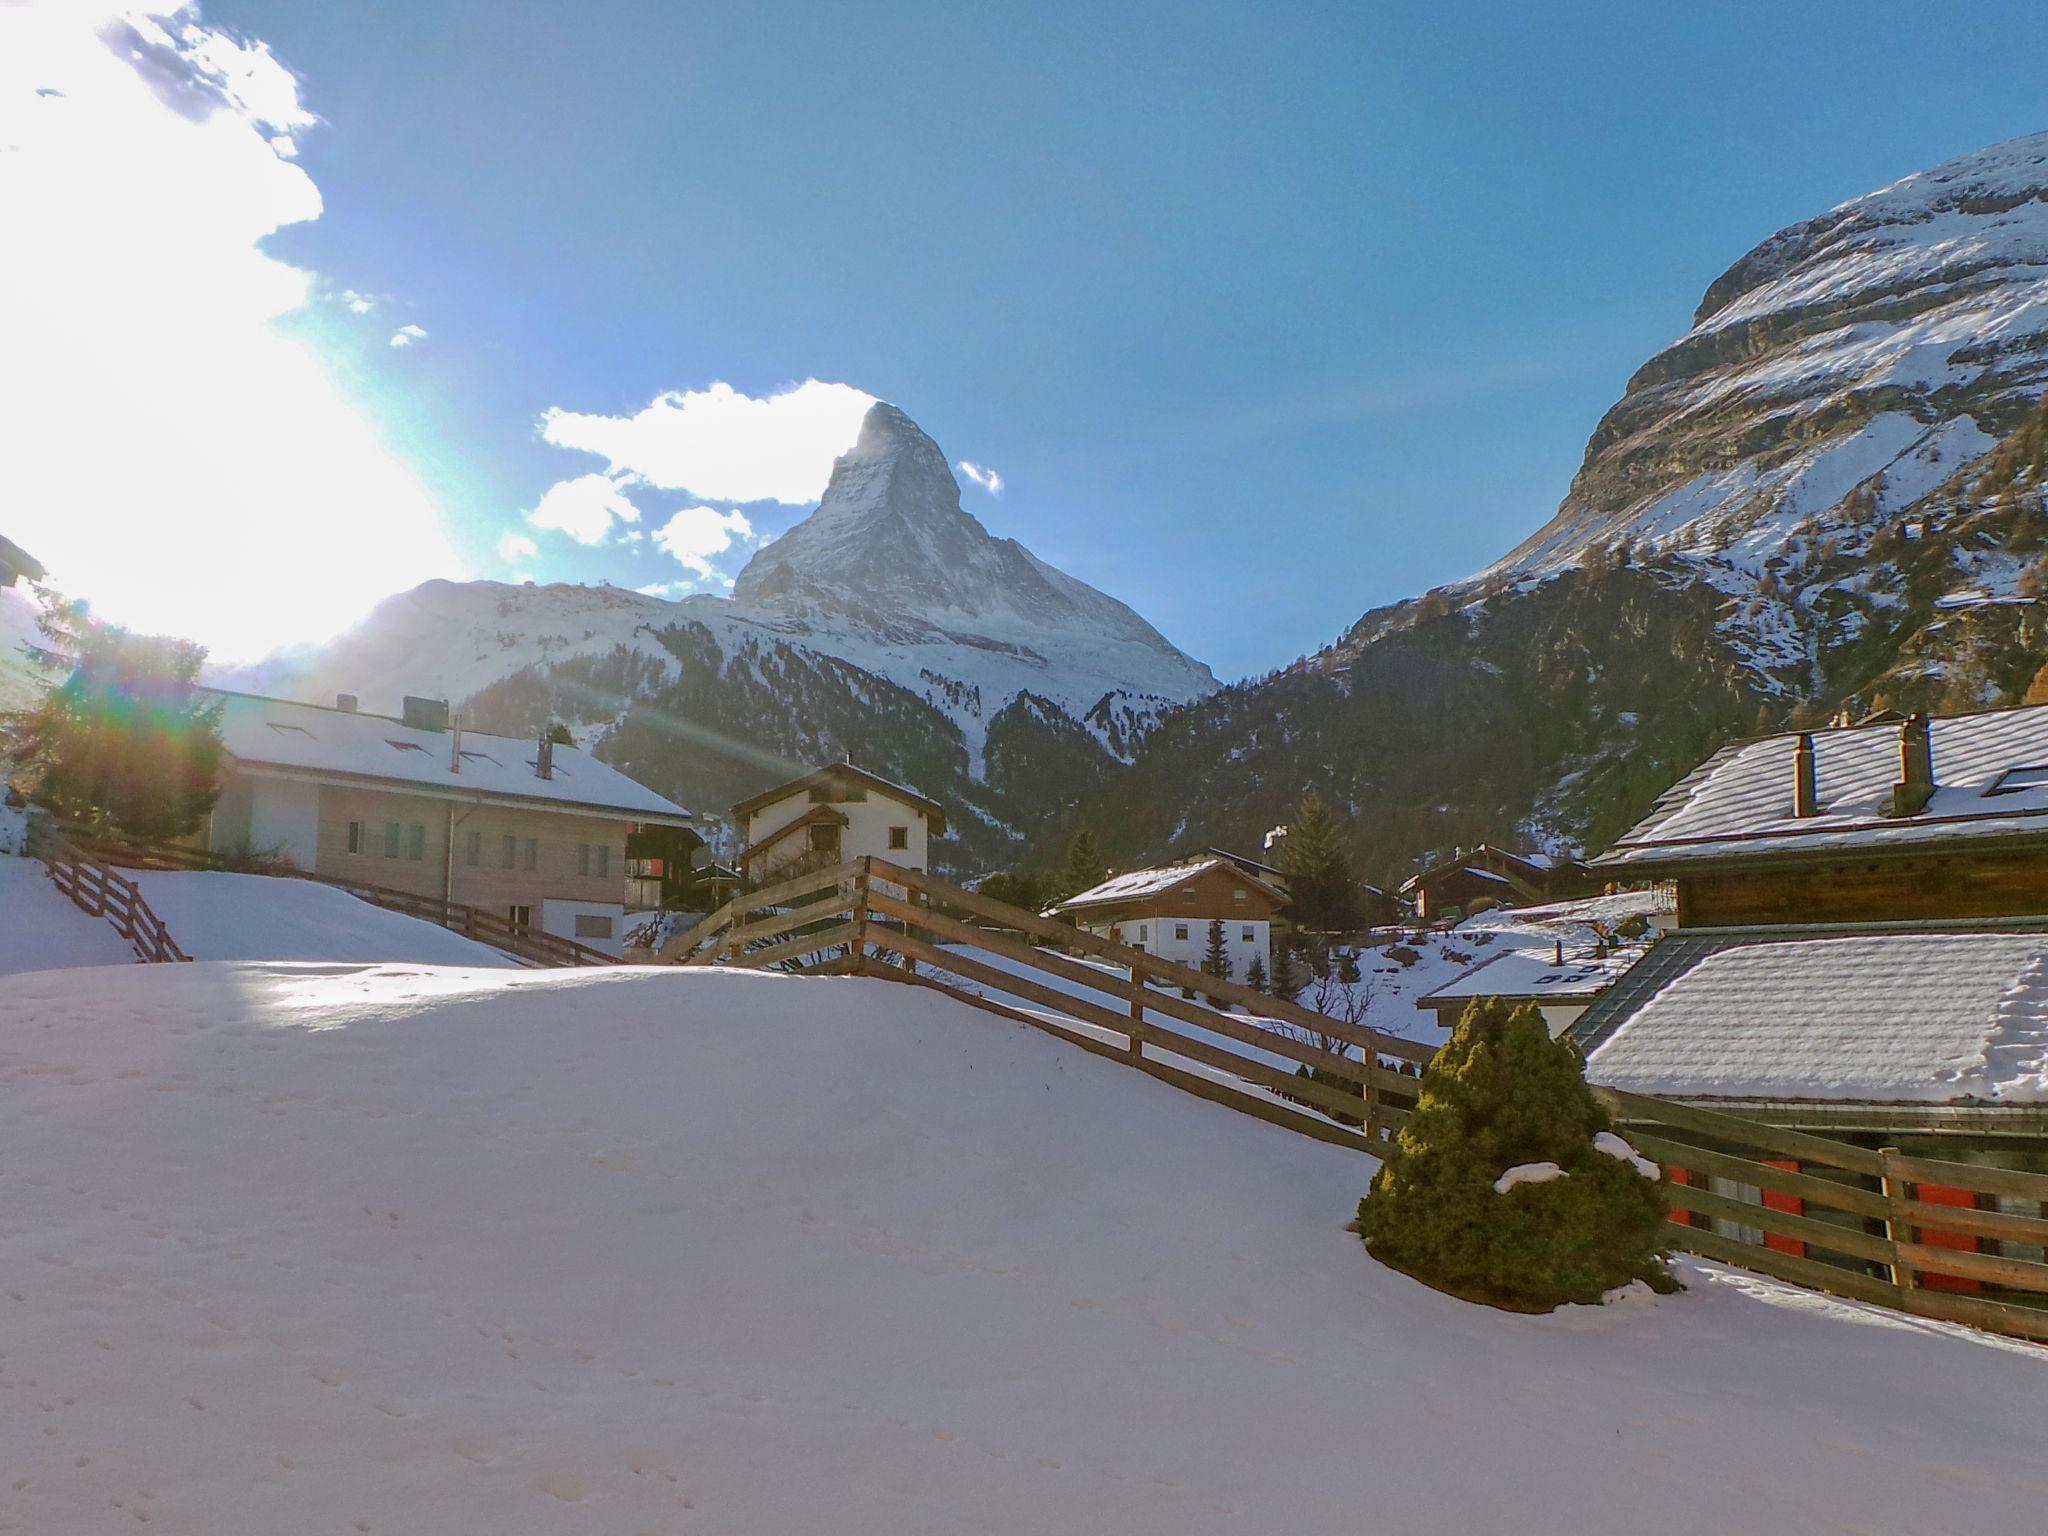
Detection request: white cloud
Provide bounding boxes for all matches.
[652,505,754,579]
[957,459,1004,496]
[633,581,683,598]
[389,323,427,347]
[541,379,874,504]
[339,288,374,314]
[495,531,539,563]
[0,2,463,661]
[526,473,641,546]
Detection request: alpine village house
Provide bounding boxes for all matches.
[731,761,947,890]
[1052,857,1287,976]
[198,690,694,956]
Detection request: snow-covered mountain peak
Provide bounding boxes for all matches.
[1494,130,2048,586]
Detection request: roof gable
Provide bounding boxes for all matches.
[731,761,946,835]
[1056,858,1286,914]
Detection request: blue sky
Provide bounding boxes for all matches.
[28,2,2048,674]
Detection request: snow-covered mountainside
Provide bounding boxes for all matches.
[1051,131,2048,883]
[234,404,1213,865]
[2,960,2040,1533]
[0,581,54,713]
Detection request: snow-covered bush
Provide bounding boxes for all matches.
[1355,997,1674,1311]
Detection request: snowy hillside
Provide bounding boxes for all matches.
[1499,131,2048,581]
[232,405,1214,776]
[129,871,518,967]
[0,581,53,712]
[0,961,2041,1533]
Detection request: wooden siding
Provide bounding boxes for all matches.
[1070,863,1287,930]
[1678,846,2048,928]
[314,784,628,914]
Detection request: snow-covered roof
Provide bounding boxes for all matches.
[731,760,945,834]
[1584,931,2048,1104]
[1594,705,2048,870]
[1419,950,1630,1007]
[1055,858,1284,913]
[206,690,691,824]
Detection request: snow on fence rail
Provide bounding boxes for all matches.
[1594,1087,2048,1345]
[40,821,614,969]
[29,824,190,964]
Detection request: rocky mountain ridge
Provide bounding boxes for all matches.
[1041,131,2048,885]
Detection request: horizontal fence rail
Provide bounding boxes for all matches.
[1594,1087,2048,1345]
[28,823,190,964]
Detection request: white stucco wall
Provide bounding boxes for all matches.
[745,786,932,876]
[541,898,626,957]
[208,772,319,868]
[1080,917,1270,977]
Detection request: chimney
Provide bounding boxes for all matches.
[401,695,449,732]
[335,692,358,714]
[449,716,463,774]
[1792,732,1818,817]
[535,734,554,782]
[1889,713,1935,817]
[1553,939,1564,966]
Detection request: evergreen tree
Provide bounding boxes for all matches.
[1354,997,1674,1310]
[1269,942,1305,1004]
[1201,917,1232,981]
[1337,948,1362,985]
[1279,789,1361,933]
[1050,828,1107,903]
[544,721,576,746]
[8,593,222,840]
[1244,953,1268,992]
[978,869,1048,913]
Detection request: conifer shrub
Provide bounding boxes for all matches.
[1355,997,1675,1311]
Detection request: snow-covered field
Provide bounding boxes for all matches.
[0,961,2041,1534]
[0,856,138,975]
[129,871,517,968]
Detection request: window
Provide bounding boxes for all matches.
[887,825,909,850]
[1987,766,2048,796]
[1137,924,1148,943]
[383,821,402,858]
[346,820,364,855]
[809,786,832,804]
[1232,887,1247,903]
[808,822,841,853]
[595,845,610,878]
[574,914,613,939]
[522,838,538,871]
[464,830,481,867]
[501,833,517,869]
[1174,923,1189,941]
[842,784,867,802]
[384,739,428,754]
[508,904,531,931]
[458,749,500,767]
[1241,926,1255,943]
[266,721,313,738]
[406,823,426,861]
[577,842,591,877]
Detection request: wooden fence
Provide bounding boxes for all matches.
[658,854,1437,1152]
[40,821,613,969]
[665,857,2048,1345]
[1594,1087,2048,1344]
[34,829,190,963]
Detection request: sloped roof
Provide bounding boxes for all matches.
[1593,705,2048,870]
[206,690,691,824]
[730,761,946,835]
[1419,950,1632,1007]
[1055,858,1286,913]
[1583,931,2048,1104]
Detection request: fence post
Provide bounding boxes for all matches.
[1125,958,1146,1057]
[1880,1146,1917,1299]
[1360,1030,1382,1143]
[850,859,871,977]
[901,886,921,977]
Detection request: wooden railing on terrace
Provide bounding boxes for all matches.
[666,856,2048,1345]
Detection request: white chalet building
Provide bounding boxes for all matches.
[731,761,946,888]
[1052,858,1286,976]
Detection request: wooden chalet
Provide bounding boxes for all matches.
[732,761,945,889]
[1591,707,2048,928]
[1399,844,1563,923]
[1052,858,1286,975]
